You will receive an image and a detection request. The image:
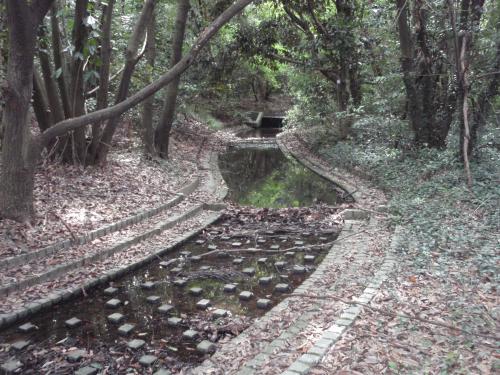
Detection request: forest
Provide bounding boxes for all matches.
[0,0,498,374]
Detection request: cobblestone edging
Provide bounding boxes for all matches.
[0,210,224,331]
[276,133,362,203]
[0,178,201,271]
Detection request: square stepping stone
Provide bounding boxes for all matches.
[196,299,211,310]
[103,287,118,295]
[67,349,86,362]
[232,258,244,265]
[257,257,268,264]
[274,261,286,268]
[182,329,199,340]
[139,355,157,367]
[75,366,98,375]
[257,239,266,244]
[242,267,255,276]
[319,236,328,241]
[141,281,156,290]
[173,278,187,287]
[153,369,172,375]
[212,309,228,318]
[10,340,30,351]
[292,265,306,274]
[304,255,316,262]
[302,232,312,237]
[191,255,202,262]
[231,242,242,247]
[223,284,237,293]
[158,304,174,314]
[105,298,121,308]
[279,235,288,240]
[189,287,203,296]
[275,283,290,293]
[118,323,135,335]
[146,295,161,304]
[167,317,182,327]
[197,340,216,354]
[170,267,183,273]
[259,276,273,285]
[270,244,280,250]
[180,251,191,257]
[18,322,36,333]
[107,313,125,324]
[257,299,272,309]
[65,317,82,328]
[294,240,305,246]
[207,244,217,250]
[1,360,22,373]
[239,291,254,301]
[220,236,231,241]
[285,251,295,257]
[199,265,211,271]
[195,239,205,244]
[159,261,172,267]
[127,339,146,350]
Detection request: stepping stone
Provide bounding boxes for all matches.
[257,239,266,244]
[233,258,244,265]
[189,287,203,296]
[67,349,86,362]
[1,360,22,373]
[302,232,312,237]
[146,295,161,304]
[275,283,290,293]
[304,255,316,262]
[278,236,288,241]
[127,339,146,350]
[180,251,191,257]
[212,309,228,318]
[118,323,135,335]
[158,304,174,314]
[167,317,182,327]
[259,276,273,285]
[18,322,36,333]
[75,366,98,375]
[207,244,217,250]
[265,230,275,235]
[196,299,211,310]
[173,278,187,287]
[257,257,268,264]
[239,291,254,301]
[220,236,231,241]
[182,329,199,340]
[223,284,237,293]
[170,267,183,273]
[139,355,157,367]
[285,251,295,257]
[257,299,272,309]
[199,266,211,271]
[195,239,205,244]
[242,267,255,276]
[197,340,216,354]
[294,240,305,246]
[292,265,306,274]
[103,287,118,295]
[65,317,82,328]
[10,340,30,351]
[270,245,280,250]
[231,242,242,247]
[154,369,172,375]
[141,281,156,290]
[159,261,172,267]
[191,255,202,262]
[319,237,328,241]
[107,313,125,324]
[105,298,121,308]
[274,261,286,268]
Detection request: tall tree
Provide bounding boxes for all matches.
[154,0,190,159]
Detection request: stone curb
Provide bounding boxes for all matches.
[0,178,200,271]
[0,210,224,331]
[276,132,362,203]
[0,204,206,297]
[280,225,402,375]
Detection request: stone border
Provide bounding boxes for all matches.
[0,209,224,331]
[276,132,362,203]
[0,178,200,271]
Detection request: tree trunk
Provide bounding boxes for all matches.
[141,8,157,157]
[88,0,115,160]
[33,69,54,132]
[93,0,156,164]
[154,0,190,159]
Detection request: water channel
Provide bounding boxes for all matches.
[0,127,347,373]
